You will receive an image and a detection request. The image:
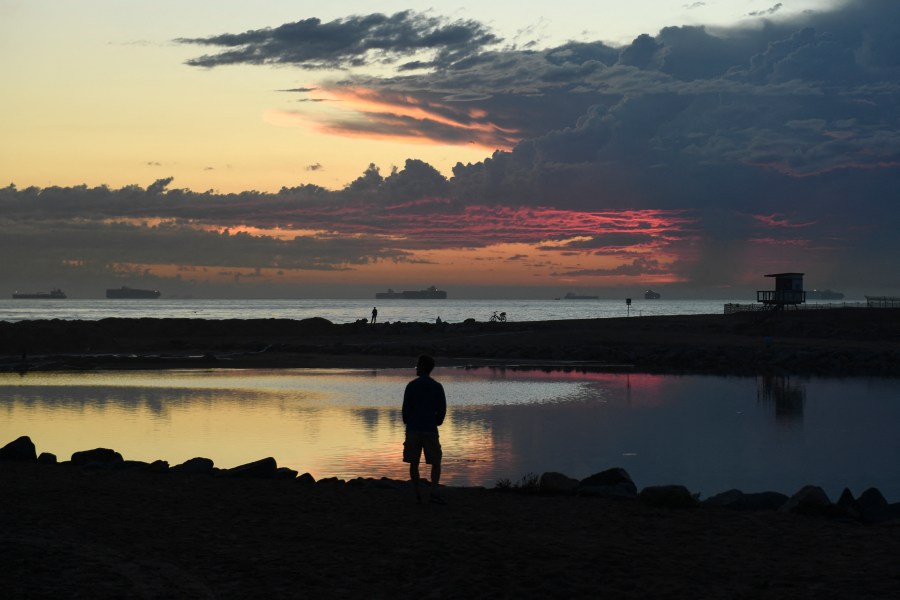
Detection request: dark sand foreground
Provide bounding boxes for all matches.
[3,309,900,597]
[3,461,900,599]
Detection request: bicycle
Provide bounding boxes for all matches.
[489,311,507,322]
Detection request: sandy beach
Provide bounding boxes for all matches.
[3,308,900,597]
[3,459,900,599]
[2,308,900,376]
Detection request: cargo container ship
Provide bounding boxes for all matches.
[12,288,67,299]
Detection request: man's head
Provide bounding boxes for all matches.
[416,354,435,376]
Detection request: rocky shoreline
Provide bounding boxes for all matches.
[4,435,899,524]
[2,307,900,376]
[4,434,900,597]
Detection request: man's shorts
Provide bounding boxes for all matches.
[403,431,442,465]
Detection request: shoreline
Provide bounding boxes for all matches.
[3,445,900,598]
[3,308,900,376]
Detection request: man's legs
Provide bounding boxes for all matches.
[430,463,441,489]
[409,460,422,503]
[428,459,445,504]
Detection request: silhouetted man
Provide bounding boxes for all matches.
[371,306,378,324]
[402,354,447,504]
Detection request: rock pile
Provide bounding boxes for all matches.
[4,435,900,524]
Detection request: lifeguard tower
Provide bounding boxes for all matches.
[757,273,806,310]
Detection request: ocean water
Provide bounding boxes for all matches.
[0,297,798,323]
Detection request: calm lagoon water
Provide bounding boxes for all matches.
[2,368,899,501]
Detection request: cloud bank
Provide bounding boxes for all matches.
[5,0,900,298]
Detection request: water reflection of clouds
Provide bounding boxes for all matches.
[1,385,305,419]
[4,370,900,500]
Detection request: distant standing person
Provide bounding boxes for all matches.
[402,354,447,504]
[371,306,378,324]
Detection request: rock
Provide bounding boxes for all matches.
[837,488,861,520]
[703,489,744,508]
[372,477,407,490]
[275,467,298,480]
[539,472,579,495]
[149,460,170,473]
[316,477,345,488]
[779,485,835,516]
[576,468,637,498]
[639,485,698,509]
[0,436,37,461]
[37,452,57,464]
[888,503,900,522]
[704,489,788,511]
[172,457,215,475]
[227,457,278,479]
[71,448,124,466]
[345,477,406,490]
[120,460,153,471]
[857,487,890,524]
[297,472,316,485]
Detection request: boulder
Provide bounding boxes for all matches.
[71,448,124,466]
[837,488,862,520]
[639,485,698,509]
[172,457,215,475]
[703,489,744,508]
[227,457,278,479]
[37,452,57,465]
[120,460,153,471]
[275,467,299,480]
[857,487,891,524]
[297,472,316,485]
[346,477,407,490]
[0,436,37,462]
[316,477,345,488]
[149,460,170,473]
[539,472,579,495]
[779,485,835,516]
[576,468,637,498]
[704,489,788,511]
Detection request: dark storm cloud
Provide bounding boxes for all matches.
[178,11,499,70]
[10,1,900,296]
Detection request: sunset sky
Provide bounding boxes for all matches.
[3,0,898,299]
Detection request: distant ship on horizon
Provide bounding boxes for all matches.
[12,288,67,299]
[644,289,661,300]
[559,292,599,300]
[806,289,845,300]
[375,286,447,299]
[106,286,161,299]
